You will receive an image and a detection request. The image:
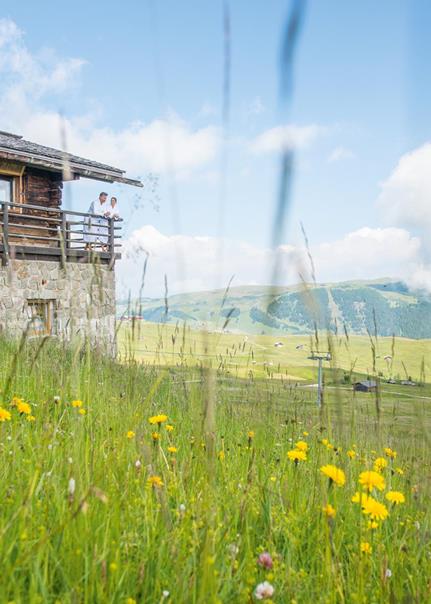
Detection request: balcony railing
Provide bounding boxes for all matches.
[0,201,122,267]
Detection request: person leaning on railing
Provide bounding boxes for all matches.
[84,192,111,250]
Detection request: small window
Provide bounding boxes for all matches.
[0,176,13,203]
[26,300,56,337]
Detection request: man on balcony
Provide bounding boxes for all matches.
[84,192,110,250]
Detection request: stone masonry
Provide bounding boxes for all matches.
[0,259,116,349]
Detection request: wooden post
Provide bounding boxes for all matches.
[108,218,115,269]
[59,211,67,269]
[2,202,9,266]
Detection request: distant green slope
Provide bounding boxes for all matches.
[117,280,431,339]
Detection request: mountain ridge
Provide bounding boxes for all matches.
[117,279,431,339]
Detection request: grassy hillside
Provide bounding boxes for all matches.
[118,321,431,384]
[117,280,431,339]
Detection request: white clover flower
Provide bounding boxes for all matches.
[385,568,392,578]
[179,503,186,513]
[135,460,142,470]
[255,581,274,600]
[162,591,170,599]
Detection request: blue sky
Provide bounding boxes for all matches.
[2,2,431,296]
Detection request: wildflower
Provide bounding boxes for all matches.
[135,460,142,470]
[165,424,174,432]
[255,581,274,600]
[320,464,346,487]
[361,496,389,521]
[179,503,186,514]
[148,414,168,425]
[167,446,178,454]
[71,400,83,408]
[247,430,255,439]
[374,457,388,472]
[385,568,392,578]
[395,467,404,475]
[11,396,23,407]
[152,432,160,441]
[126,599,136,604]
[352,491,370,505]
[384,447,397,459]
[322,503,336,518]
[347,449,356,459]
[295,440,308,452]
[68,477,76,497]
[367,520,379,529]
[162,591,170,600]
[0,407,11,422]
[78,409,86,416]
[218,450,225,461]
[53,395,61,403]
[147,475,164,488]
[257,552,273,569]
[385,491,405,505]
[360,542,372,554]
[321,438,329,446]
[17,400,31,415]
[127,431,135,439]
[359,470,385,492]
[109,562,118,572]
[303,431,309,436]
[288,449,307,462]
[26,415,36,422]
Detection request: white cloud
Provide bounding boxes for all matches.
[377,142,431,232]
[118,225,422,297]
[0,18,220,177]
[250,124,323,154]
[328,146,355,163]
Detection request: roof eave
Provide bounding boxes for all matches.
[0,148,143,188]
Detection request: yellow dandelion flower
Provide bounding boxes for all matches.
[288,449,307,462]
[374,457,388,472]
[303,431,309,436]
[148,414,168,425]
[360,541,372,554]
[71,399,83,408]
[321,438,329,446]
[395,467,404,475]
[167,446,178,454]
[147,475,163,488]
[295,440,308,452]
[367,520,379,529]
[26,415,36,422]
[152,432,160,441]
[347,449,356,459]
[165,424,174,432]
[218,450,225,461]
[384,447,397,459]
[127,431,135,439]
[361,496,389,521]
[320,464,346,487]
[78,409,86,416]
[385,491,405,505]
[0,407,11,422]
[322,503,336,518]
[17,401,31,415]
[359,470,385,492]
[247,430,255,439]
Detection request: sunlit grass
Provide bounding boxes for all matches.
[0,339,430,602]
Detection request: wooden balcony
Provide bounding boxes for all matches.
[0,201,122,267]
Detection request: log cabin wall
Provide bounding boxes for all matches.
[10,168,63,247]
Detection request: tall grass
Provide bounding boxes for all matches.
[0,338,429,603]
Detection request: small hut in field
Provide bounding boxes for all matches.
[0,131,142,347]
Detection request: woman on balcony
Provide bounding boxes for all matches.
[84,192,110,250]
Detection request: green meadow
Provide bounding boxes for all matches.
[0,328,430,603]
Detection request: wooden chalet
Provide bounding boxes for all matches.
[0,131,142,266]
